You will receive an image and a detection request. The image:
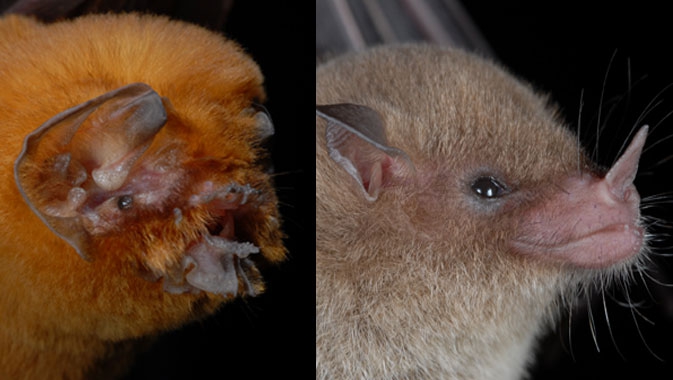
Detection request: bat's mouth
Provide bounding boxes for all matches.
[511,222,644,269]
[161,182,264,298]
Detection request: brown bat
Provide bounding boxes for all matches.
[0,13,285,379]
[316,44,647,379]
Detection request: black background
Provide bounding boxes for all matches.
[462,1,673,379]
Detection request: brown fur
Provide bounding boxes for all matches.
[0,14,284,378]
[316,45,640,379]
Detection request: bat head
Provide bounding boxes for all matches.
[315,45,648,378]
[15,82,285,299]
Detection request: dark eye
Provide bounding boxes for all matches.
[117,195,133,210]
[471,176,507,199]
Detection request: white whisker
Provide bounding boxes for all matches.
[640,268,673,287]
[595,50,618,161]
[586,299,600,352]
[567,301,576,361]
[577,88,584,174]
[624,289,663,361]
[601,279,625,359]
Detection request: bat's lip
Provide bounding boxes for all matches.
[511,222,644,268]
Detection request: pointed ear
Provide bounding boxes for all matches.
[316,103,415,201]
[14,83,168,260]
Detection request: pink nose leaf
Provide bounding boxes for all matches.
[511,126,647,268]
[605,126,648,201]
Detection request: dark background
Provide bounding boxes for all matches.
[462,1,673,379]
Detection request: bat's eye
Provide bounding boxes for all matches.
[471,176,508,199]
[117,195,134,210]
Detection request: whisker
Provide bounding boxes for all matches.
[614,83,673,162]
[626,57,632,108]
[638,81,673,136]
[641,192,673,203]
[586,298,600,352]
[624,289,663,361]
[628,294,656,326]
[601,280,625,360]
[651,153,673,168]
[637,266,659,301]
[595,50,619,162]
[640,109,673,154]
[613,106,660,164]
[639,268,673,287]
[577,88,584,173]
[644,250,673,258]
[608,297,648,308]
[568,299,576,361]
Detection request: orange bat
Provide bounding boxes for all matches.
[0,13,285,379]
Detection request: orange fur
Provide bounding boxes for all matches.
[0,14,285,379]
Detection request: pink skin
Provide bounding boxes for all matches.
[511,126,647,268]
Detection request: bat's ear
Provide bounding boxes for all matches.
[250,103,275,140]
[317,103,415,201]
[14,83,168,260]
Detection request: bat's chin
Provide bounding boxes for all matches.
[159,181,265,298]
